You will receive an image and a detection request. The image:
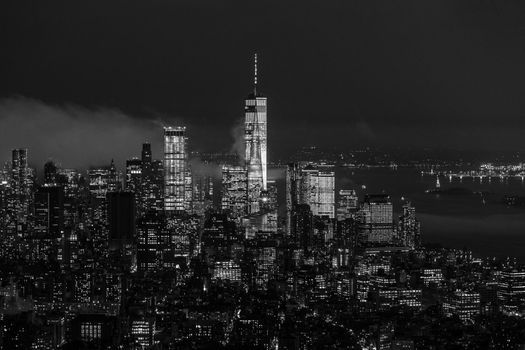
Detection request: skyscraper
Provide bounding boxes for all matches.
[107,159,121,192]
[290,204,314,252]
[221,165,248,219]
[245,54,267,214]
[164,127,187,213]
[358,194,394,244]
[44,161,59,186]
[125,157,142,210]
[301,165,335,219]
[140,143,163,215]
[498,269,525,315]
[34,186,64,239]
[88,167,109,199]
[34,185,64,261]
[397,202,421,248]
[336,189,358,221]
[286,162,336,233]
[11,148,31,217]
[286,162,302,234]
[150,160,164,211]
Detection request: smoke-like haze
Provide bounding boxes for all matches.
[188,158,222,179]
[230,118,245,163]
[0,96,181,171]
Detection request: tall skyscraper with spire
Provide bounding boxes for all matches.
[164,126,188,213]
[244,53,267,214]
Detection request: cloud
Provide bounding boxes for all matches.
[268,167,285,181]
[188,157,221,179]
[0,96,178,171]
[229,118,245,163]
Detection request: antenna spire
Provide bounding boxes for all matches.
[254,52,258,95]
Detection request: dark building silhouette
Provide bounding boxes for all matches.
[290,204,314,253]
[34,185,64,239]
[125,157,142,212]
[107,191,135,251]
[44,161,58,186]
[140,143,164,216]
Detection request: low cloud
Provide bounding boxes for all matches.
[229,118,245,163]
[0,96,179,171]
[188,157,222,179]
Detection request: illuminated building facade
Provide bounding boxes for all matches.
[88,167,109,199]
[221,165,247,219]
[498,269,525,315]
[300,165,335,218]
[107,159,121,192]
[131,318,156,348]
[125,157,142,209]
[137,210,164,272]
[336,189,358,221]
[137,211,198,271]
[125,158,142,192]
[245,54,267,214]
[11,148,31,221]
[164,126,187,213]
[57,168,81,198]
[286,163,335,236]
[213,260,242,282]
[288,163,335,218]
[34,186,64,239]
[297,164,335,215]
[166,214,199,264]
[358,194,394,244]
[443,289,480,324]
[184,169,193,212]
[397,202,421,248]
[421,268,444,287]
[71,314,116,347]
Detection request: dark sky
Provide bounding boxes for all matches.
[2,0,525,168]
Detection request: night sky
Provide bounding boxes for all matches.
[2,0,525,168]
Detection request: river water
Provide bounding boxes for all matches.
[338,166,525,260]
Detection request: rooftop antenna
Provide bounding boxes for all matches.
[254,52,258,95]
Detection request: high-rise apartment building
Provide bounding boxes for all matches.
[498,269,525,315]
[245,54,267,214]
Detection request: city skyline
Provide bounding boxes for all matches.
[2,2,525,349]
